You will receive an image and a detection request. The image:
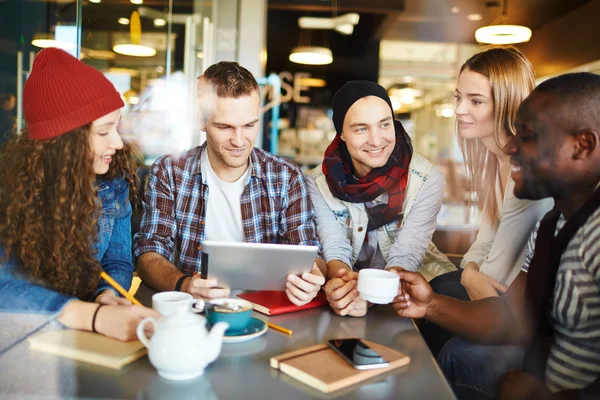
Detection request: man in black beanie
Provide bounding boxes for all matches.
[306,80,454,317]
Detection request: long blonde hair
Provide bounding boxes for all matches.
[458,45,535,224]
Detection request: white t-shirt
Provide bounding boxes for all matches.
[201,150,251,242]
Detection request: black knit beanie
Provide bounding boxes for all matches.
[331,80,394,135]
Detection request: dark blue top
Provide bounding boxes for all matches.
[0,175,134,315]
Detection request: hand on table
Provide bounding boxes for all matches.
[184,275,231,299]
[95,290,131,306]
[390,270,433,319]
[94,304,161,342]
[286,263,326,306]
[498,370,554,400]
[461,265,507,301]
[95,305,160,342]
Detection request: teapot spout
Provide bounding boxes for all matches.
[206,322,229,363]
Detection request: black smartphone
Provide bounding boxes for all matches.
[327,338,389,370]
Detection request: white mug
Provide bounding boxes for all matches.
[152,291,200,316]
[357,269,400,304]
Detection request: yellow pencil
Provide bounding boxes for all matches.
[100,271,143,306]
[266,322,293,335]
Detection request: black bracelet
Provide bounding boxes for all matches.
[175,275,190,292]
[92,304,105,333]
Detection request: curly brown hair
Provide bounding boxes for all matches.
[0,126,141,300]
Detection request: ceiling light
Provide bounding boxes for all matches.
[154,18,166,27]
[475,25,531,44]
[118,18,130,25]
[89,0,101,3]
[403,75,413,83]
[467,14,482,21]
[298,13,360,35]
[113,11,156,57]
[130,0,143,4]
[436,104,454,118]
[113,44,156,57]
[389,87,423,98]
[475,0,532,44]
[400,95,415,105]
[451,7,460,14]
[289,46,332,65]
[335,24,354,35]
[31,34,76,50]
[390,96,401,111]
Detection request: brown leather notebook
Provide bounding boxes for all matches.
[28,330,147,370]
[270,340,410,393]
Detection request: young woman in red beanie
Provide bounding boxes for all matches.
[0,48,159,341]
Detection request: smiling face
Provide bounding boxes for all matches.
[89,109,123,175]
[340,96,396,178]
[504,91,571,200]
[455,68,495,141]
[204,91,260,180]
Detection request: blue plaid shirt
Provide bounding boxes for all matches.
[133,144,321,275]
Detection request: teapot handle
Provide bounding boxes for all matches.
[136,317,157,348]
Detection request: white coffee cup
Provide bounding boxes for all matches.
[152,291,199,316]
[357,269,400,304]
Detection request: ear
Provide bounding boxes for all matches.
[339,133,346,142]
[573,131,598,160]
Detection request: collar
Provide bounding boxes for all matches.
[192,143,262,181]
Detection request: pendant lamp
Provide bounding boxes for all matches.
[475,0,532,45]
[113,11,156,57]
[289,46,332,65]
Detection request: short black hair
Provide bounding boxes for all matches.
[535,72,600,129]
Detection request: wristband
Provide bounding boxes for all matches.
[92,304,105,333]
[175,275,190,292]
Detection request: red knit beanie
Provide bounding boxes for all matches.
[23,48,124,141]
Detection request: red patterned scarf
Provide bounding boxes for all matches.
[322,120,413,231]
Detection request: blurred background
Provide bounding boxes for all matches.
[2,0,600,262]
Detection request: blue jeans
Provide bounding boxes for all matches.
[438,337,524,400]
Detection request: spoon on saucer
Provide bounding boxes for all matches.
[194,299,241,313]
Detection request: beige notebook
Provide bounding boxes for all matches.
[270,340,410,393]
[28,329,147,370]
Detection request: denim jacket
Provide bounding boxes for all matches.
[0,175,133,314]
[307,153,456,281]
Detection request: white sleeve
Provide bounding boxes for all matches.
[477,182,553,285]
[386,168,445,271]
[460,217,498,269]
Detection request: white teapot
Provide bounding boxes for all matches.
[137,306,229,381]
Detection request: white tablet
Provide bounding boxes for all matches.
[200,240,319,291]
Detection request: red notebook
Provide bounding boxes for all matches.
[237,291,328,315]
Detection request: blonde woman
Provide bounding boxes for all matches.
[455,46,553,299]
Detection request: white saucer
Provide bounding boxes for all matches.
[359,293,394,304]
[222,317,268,344]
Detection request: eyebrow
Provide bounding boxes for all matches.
[94,116,122,128]
[455,89,487,98]
[349,116,392,128]
[213,119,259,127]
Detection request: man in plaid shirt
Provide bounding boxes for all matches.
[134,61,325,305]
